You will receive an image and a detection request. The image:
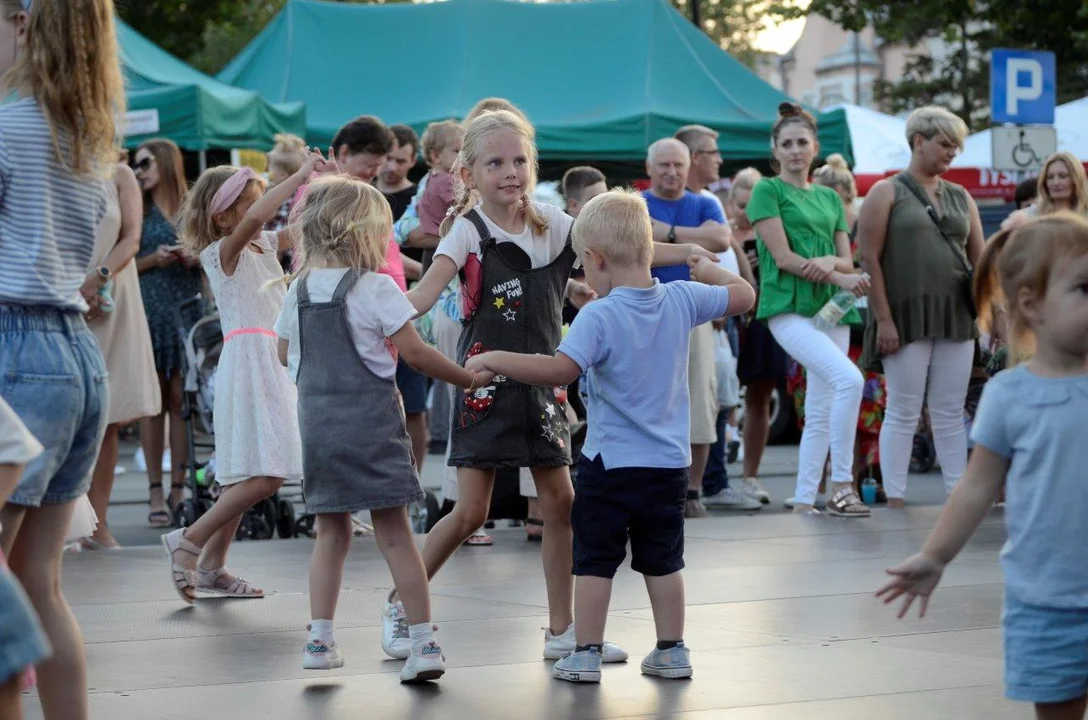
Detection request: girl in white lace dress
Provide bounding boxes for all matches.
[159,150,333,603]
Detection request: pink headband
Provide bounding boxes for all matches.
[210,168,258,215]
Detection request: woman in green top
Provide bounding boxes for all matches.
[747,103,871,517]
[857,106,984,508]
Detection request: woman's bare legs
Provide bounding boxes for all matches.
[140,372,169,518]
[86,424,121,547]
[742,380,775,479]
[166,373,187,507]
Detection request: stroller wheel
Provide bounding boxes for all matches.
[909,433,936,474]
[253,499,277,540]
[276,499,296,539]
[174,500,198,530]
[294,513,316,539]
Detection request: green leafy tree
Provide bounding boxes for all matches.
[769,0,1088,130]
[672,0,778,69]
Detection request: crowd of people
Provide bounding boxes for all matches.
[2,0,1088,718]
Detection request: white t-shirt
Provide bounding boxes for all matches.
[0,396,42,466]
[701,189,740,274]
[435,202,575,271]
[273,269,416,382]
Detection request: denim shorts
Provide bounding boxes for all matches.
[1003,595,1088,704]
[395,358,429,415]
[0,305,108,507]
[0,565,50,685]
[572,455,688,579]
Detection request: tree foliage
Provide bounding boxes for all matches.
[770,0,1088,130]
[671,0,777,69]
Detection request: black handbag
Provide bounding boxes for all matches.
[893,173,977,318]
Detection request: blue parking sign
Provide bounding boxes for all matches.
[991,49,1056,124]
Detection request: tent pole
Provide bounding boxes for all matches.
[199,150,207,173]
[690,0,700,28]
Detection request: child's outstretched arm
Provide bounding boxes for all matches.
[219,149,331,275]
[405,255,458,317]
[651,242,719,268]
[876,446,1008,618]
[689,254,756,316]
[390,321,492,389]
[465,351,582,389]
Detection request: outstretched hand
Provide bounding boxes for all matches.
[301,147,339,177]
[875,553,945,619]
[567,279,597,309]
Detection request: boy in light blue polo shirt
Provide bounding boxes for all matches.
[465,189,755,683]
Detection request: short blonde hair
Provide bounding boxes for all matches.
[268,133,307,176]
[289,175,392,281]
[420,120,462,167]
[572,189,653,268]
[905,106,968,151]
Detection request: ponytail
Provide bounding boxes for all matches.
[972,228,1013,339]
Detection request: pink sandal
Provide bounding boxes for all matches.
[464,528,493,546]
[196,567,265,598]
[161,528,200,604]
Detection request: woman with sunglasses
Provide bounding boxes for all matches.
[132,139,202,528]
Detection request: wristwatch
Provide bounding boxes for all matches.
[96,266,111,285]
[667,225,677,243]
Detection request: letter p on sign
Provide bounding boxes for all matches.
[991,49,1056,125]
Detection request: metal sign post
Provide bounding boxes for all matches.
[990,49,1057,173]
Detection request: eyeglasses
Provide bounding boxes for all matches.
[133,157,154,172]
[693,149,722,159]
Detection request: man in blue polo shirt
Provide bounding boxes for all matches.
[641,137,730,518]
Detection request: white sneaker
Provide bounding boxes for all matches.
[738,477,771,505]
[784,494,827,509]
[543,624,629,663]
[381,596,411,660]
[303,639,344,670]
[134,447,147,472]
[399,639,446,683]
[702,487,761,511]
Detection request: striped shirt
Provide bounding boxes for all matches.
[0,97,109,311]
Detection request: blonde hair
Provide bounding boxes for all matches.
[1036,151,1088,217]
[287,175,391,282]
[420,120,462,167]
[268,133,308,177]
[728,168,762,201]
[973,213,1088,365]
[905,106,968,151]
[177,165,265,252]
[439,109,547,238]
[463,98,533,136]
[1,0,124,176]
[572,189,653,268]
[812,154,857,203]
[137,139,187,219]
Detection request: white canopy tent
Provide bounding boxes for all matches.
[825,103,911,174]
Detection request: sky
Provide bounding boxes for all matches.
[754,16,807,54]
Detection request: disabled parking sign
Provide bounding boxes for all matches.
[991,49,1056,125]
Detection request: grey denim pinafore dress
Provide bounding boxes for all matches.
[448,209,576,470]
[296,270,424,513]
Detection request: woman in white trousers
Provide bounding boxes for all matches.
[858,107,985,507]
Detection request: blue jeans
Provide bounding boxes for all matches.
[0,306,108,507]
[702,409,730,495]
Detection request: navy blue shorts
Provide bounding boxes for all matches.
[572,455,688,579]
[396,358,429,415]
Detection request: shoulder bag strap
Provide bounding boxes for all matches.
[893,173,973,273]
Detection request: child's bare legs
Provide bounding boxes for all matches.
[531,465,575,634]
[372,507,431,626]
[644,571,685,643]
[0,675,22,720]
[573,576,613,646]
[3,501,88,720]
[1036,697,1087,720]
[310,513,352,621]
[167,476,283,584]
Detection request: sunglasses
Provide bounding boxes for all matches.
[133,157,154,172]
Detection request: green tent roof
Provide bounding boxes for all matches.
[218,0,843,161]
[118,20,306,151]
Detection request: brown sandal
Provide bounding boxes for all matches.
[825,488,871,518]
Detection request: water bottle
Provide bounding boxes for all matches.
[812,274,868,332]
[861,476,878,505]
[97,280,115,313]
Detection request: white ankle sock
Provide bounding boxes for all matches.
[309,619,335,644]
[408,622,433,645]
[727,425,740,442]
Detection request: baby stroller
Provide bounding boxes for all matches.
[173,295,301,540]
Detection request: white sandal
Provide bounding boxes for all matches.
[197,567,265,598]
[161,529,200,604]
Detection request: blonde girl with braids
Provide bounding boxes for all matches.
[880,214,1088,720]
[273,176,487,681]
[0,0,123,717]
[397,109,715,663]
[159,150,331,605]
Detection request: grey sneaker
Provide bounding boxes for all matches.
[739,476,771,504]
[641,643,693,679]
[553,648,602,683]
[702,487,761,511]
